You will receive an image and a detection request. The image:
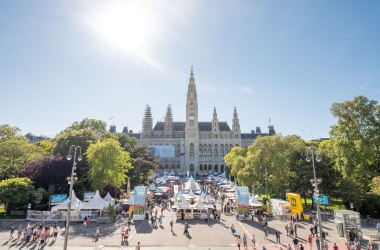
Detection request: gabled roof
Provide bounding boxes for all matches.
[153,122,185,131]
[198,122,231,131]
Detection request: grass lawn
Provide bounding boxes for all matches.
[301,197,346,210]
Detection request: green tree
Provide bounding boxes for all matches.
[35,139,54,156]
[118,134,138,149]
[370,176,380,195]
[0,124,21,140]
[0,136,43,179]
[126,146,158,188]
[0,177,34,215]
[62,118,108,138]
[53,129,100,156]
[86,139,132,190]
[330,96,380,194]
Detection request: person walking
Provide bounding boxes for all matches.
[293,237,299,250]
[170,220,174,233]
[333,243,338,250]
[95,225,100,242]
[308,235,313,250]
[236,235,242,250]
[252,233,256,249]
[10,226,15,240]
[242,233,248,249]
[286,223,290,236]
[316,237,320,250]
[264,226,269,240]
[121,227,125,244]
[183,221,189,236]
[135,241,141,250]
[276,230,281,244]
[300,244,304,250]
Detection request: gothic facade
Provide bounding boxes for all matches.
[127,68,275,175]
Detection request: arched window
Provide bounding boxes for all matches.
[190,164,194,172]
[208,144,212,156]
[165,164,169,169]
[200,165,203,171]
[214,144,218,157]
[190,143,194,156]
[221,165,225,173]
[172,164,175,169]
[177,164,180,169]
[199,145,203,156]
[225,144,228,155]
[221,144,225,156]
[214,165,218,172]
[208,165,212,171]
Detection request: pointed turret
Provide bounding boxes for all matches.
[164,105,173,137]
[142,105,153,138]
[212,107,219,131]
[232,106,241,138]
[186,66,198,129]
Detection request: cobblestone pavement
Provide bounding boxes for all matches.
[0,208,379,250]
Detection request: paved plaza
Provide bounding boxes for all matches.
[2,205,377,250]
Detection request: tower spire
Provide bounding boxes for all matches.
[142,105,153,137]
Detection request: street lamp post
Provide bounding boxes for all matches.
[63,145,82,250]
[306,146,324,249]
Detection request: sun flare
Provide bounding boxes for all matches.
[83,1,161,67]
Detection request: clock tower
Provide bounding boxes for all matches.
[185,66,199,175]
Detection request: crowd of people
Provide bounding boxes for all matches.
[9,222,60,246]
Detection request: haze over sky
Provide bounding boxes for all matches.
[1,1,379,140]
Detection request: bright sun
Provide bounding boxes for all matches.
[82,1,161,67]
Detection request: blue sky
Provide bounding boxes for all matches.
[1,0,379,140]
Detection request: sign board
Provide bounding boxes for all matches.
[236,186,249,217]
[287,193,303,215]
[133,186,147,220]
[312,194,329,205]
[50,194,67,205]
[152,145,175,158]
[83,192,95,202]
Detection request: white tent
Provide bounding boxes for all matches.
[179,198,191,209]
[51,191,83,211]
[81,191,110,210]
[249,195,262,207]
[103,192,115,205]
[193,198,207,210]
[184,176,201,191]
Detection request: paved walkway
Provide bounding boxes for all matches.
[0,208,379,250]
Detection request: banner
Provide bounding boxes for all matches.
[50,194,67,205]
[27,210,61,221]
[236,186,249,217]
[133,186,147,220]
[287,193,303,215]
[312,194,329,205]
[83,191,95,202]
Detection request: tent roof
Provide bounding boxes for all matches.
[51,191,83,211]
[194,198,206,209]
[104,192,115,204]
[179,199,190,209]
[184,176,201,191]
[81,190,110,210]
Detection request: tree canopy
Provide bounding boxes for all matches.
[86,139,133,190]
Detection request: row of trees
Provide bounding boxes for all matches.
[225,96,380,216]
[0,119,158,213]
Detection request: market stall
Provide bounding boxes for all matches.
[334,210,362,240]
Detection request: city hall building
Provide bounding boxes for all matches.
[124,68,275,175]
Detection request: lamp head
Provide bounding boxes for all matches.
[316,156,322,162]
[77,155,83,162]
[306,156,311,162]
[66,155,72,161]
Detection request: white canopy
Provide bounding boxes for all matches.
[193,198,207,210]
[103,192,115,205]
[81,191,110,210]
[187,190,197,198]
[51,191,83,211]
[184,176,201,191]
[179,198,191,209]
[249,196,262,207]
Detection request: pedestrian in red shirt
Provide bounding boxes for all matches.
[308,235,313,250]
